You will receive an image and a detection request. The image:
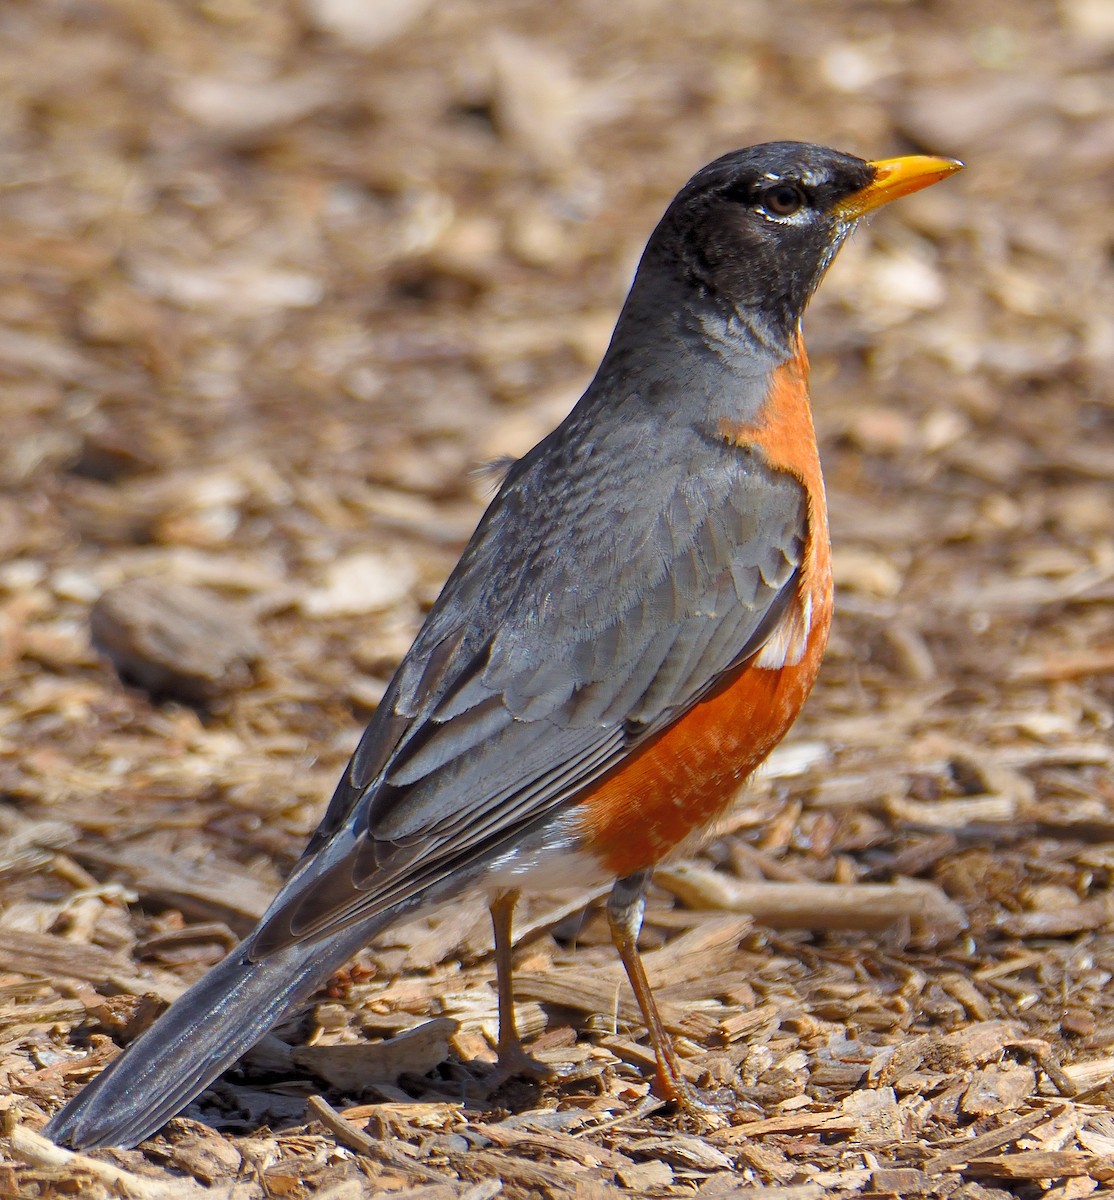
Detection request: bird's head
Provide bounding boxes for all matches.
[640,141,963,346]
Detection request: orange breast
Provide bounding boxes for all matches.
[576,334,833,877]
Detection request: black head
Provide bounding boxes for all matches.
[633,141,962,349]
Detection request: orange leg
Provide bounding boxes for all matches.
[607,871,694,1106]
[488,889,551,1080]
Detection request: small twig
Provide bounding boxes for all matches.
[1013,647,1114,682]
[1034,1051,1079,1098]
[654,865,967,949]
[306,1094,454,1185]
[572,1094,667,1137]
[5,1121,210,1198]
[923,1108,1054,1174]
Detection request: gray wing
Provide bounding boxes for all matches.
[252,408,805,955]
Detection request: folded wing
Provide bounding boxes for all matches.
[252,421,806,956]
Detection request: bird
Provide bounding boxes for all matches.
[45,141,962,1150]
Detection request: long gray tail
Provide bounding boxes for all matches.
[43,918,387,1150]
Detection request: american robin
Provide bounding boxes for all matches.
[46,142,961,1149]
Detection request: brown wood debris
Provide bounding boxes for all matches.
[91,578,262,706]
[2,0,1114,1197]
[654,866,967,949]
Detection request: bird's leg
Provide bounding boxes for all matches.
[488,889,551,1081]
[607,870,693,1106]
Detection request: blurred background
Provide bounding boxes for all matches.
[1,0,1110,864]
[2,0,1114,1187]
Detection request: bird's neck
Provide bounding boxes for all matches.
[590,267,802,431]
[619,251,802,353]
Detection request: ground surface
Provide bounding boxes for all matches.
[1,1,1113,1197]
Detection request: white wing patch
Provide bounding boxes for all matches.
[754,589,812,669]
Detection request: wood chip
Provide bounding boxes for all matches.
[998,898,1110,938]
[6,1123,208,1198]
[472,1122,631,1169]
[616,1158,673,1190]
[922,1020,1038,1071]
[292,1018,458,1088]
[654,866,967,948]
[924,1108,1054,1173]
[1062,1056,1114,1092]
[961,1062,1037,1116]
[838,1086,903,1141]
[0,929,182,1003]
[454,1148,608,1194]
[70,843,274,931]
[306,1095,455,1185]
[625,1133,733,1172]
[963,1149,1091,1179]
[696,1186,826,1199]
[714,1110,860,1141]
[869,1166,932,1194]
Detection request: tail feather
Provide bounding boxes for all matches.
[43,919,384,1150]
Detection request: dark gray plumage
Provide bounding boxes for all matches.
[45,141,894,1150]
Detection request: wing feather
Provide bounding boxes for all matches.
[251,410,809,957]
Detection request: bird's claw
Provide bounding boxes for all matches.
[651,1070,733,1115]
[483,1039,559,1091]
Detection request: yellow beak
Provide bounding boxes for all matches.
[836,155,964,219]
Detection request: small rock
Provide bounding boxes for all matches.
[91,579,262,705]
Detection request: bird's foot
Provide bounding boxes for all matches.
[651,1066,733,1115]
[488,1038,557,1089]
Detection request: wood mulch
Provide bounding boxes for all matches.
[1,0,1112,1196]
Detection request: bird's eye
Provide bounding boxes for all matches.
[758,183,806,217]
